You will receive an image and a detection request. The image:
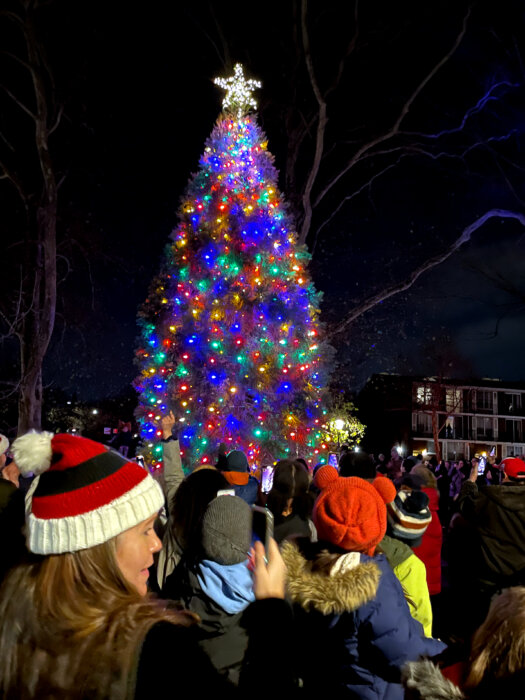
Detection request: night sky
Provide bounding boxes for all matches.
[1,0,525,403]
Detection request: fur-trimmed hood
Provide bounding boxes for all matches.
[403,660,464,700]
[281,540,381,615]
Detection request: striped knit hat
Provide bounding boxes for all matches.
[387,489,432,544]
[12,431,164,555]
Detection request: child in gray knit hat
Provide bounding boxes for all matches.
[162,493,255,684]
[202,494,252,565]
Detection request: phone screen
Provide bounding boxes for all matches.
[252,506,274,553]
[328,453,339,468]
[261,466,275,493]
[477,457,486,475]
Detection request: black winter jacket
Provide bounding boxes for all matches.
[457,480,525,589]
[161,560,250,684]
[134,598,295,698]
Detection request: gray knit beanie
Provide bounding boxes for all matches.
[202,495,252,565]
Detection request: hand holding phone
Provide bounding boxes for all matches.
[252,538,285,600]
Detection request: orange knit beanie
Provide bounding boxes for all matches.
[313,467,396,555]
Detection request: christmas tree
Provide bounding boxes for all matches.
[135,64,331,470]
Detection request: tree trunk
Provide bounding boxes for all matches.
[17,199,57,434]
[14,5,58,434]
[17,355,43,433]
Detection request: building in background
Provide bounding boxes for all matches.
[358,374,525,461]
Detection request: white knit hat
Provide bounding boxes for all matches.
[12,431,164,555]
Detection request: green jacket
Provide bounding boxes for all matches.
[380,535,433,637]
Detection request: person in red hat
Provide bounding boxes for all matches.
[454,455,525,628]
[281,466,445,699]
[0,430,292,698]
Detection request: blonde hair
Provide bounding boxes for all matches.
[465,587,525,690]
[0,539,195,698]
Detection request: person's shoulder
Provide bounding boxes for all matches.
[142,620,191,647]
[135,620,230,698]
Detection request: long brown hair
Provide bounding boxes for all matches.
[465,587,525,691]
[0,539,195,698]
[266,459,313,524]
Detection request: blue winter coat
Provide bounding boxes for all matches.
[232,476,258,505]
[282,541,446,699]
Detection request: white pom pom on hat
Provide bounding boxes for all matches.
[12,430,54,476]
[0,433,9,457]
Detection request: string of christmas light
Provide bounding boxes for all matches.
[135,64,331,470]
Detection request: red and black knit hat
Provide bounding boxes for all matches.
[12,431,164,555]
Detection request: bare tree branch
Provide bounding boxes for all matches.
[400,80,520,140]
[311,127,517,252]
[392,7,471,133]
[0,82,36,119]
[311,161,399,254]
[0,158,29,204]
[327,209,525,338]
[311,7,471,214]
[298,0,328,245]
[0,49,32,73]
[324,0,359,100]
[0,266,26,336]
[48,103,64,136]
[0,128,16,152]
[0,10,24,27]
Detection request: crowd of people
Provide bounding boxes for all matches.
[1,419,525,698]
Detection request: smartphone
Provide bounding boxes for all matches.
[261,465,275,493]
[477,456,486,475]
[252,505,274,555]
[328,453,339,468]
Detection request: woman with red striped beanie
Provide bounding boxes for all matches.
[0,431,291,698]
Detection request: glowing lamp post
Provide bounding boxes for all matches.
[330,418,346,450]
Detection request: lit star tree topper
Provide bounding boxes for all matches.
[214,63,262,117]
[135,65,333,471]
